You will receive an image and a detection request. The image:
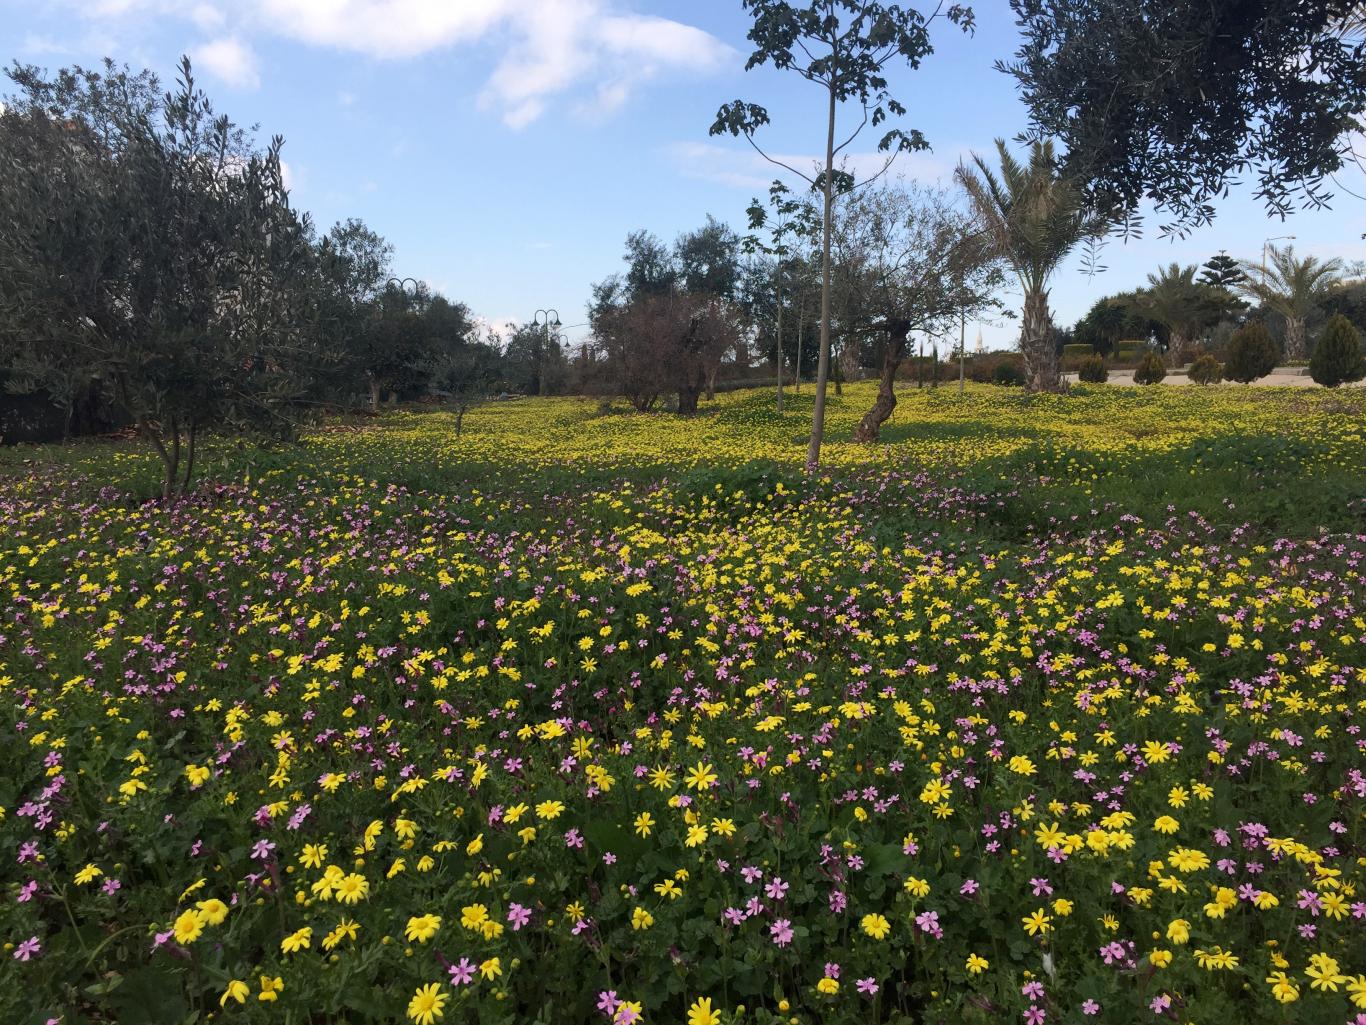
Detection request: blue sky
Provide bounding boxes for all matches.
[5,0,1364,349]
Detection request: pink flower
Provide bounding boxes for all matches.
[1082,1000,1100,1016]
[856,977,879,996]
[769,918,794,947]
[13,936,41,961]
[1024,1006,1045,1025]
[448,958,476,985]
[507,903,532,930]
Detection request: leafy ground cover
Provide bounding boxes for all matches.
[1,382,1364,1025]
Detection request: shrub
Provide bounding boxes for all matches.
[1077,355,1108,383]
[1113,340,1147,364]
[1133,350,1166,385]
[992,361,1026,386]
[1061,342,1095,371]
[1224,321,1279,383]
[1187,353,1223,385]
[1309,314,1364,387]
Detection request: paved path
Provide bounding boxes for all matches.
[1064,367,1363,388]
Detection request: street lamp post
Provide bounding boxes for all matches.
[533,308,561,397]
[387,277,422,310]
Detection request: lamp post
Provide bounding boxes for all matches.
[533,309,560,397]
[1261,236,1295,284]
[387,277,422,311]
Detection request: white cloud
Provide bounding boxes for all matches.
[192,36,260,88]
[58,0,732,128]
[666,140,959,191]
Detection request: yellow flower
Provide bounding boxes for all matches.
[195,898,229,926]
[465,833,484,856]
[816,977,839,995]
[479,957,501,980]
[966,954,989,974]
[1306,953,1347,992]
[1348,975,1366,1010]
[258,976,284,1002]
[903,876,930,898]
[1052,898,1074,917]
[1166,918,1190,944]
[281,927,312,954]
[1149,949,1172,968]
[632,907,654,931]
[654,879,683,900]
[299,843,328,869]
[1265,971,1299,1004]
[407,982,448,1025]
[1022,909,1052,936]
[219,979,249,1006]
[74,864,102,885]
[687,997,721,1025]
[173,909,205,945]
[336,873,369,904]
[860,913,891,940]
[1152,815,1180,834]
[634,812,655,837]
[405,914,441,943]
[535,800,565,820]
[684,762,718,791]
[460,904,489,931]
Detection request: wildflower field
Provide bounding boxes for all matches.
[2,382,1364,1025]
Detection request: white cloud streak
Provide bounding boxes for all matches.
[64,0,733,125]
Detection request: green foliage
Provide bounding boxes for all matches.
[1309,313,1365,387]
[1077,354,1108,382]
[992,361,1026,386]
[1224,321,1279,383]
[1187,353,1223,386]
[1002,0,1366,231]
[1132,350,1166,385]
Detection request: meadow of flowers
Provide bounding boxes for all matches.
[1,382,1363,1025]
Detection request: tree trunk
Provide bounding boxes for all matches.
[834,343,843,396]
[853,328,908,443]
[706,364,718,401]
[795,302,804,392]
[677,387,701,416]
[1021,288,1060,392]
[1166,331,1193,367]
[180,419,198,497]
[368,378,381,413]
[806,79,838,470]
[775,270,785,412]
[1284,317,1307,361]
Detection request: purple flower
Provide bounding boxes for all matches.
[1082,1000,1100,1016]
[13,936,41,961]
[507,903,532,931]
[857,977,879,996]
[1022,981,1045,1000]
[250,839,275,861]
[1024,1007,1045,1025]
[764,877,789,900]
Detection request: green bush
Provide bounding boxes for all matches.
[992,361,1026,386]
[1309,313,1364,387]
[1077,354,1108,383]
[1188,353,1223,386]
[1133,350,1166,385]
[1113,340,1147,364]
[1224,321,1279,383]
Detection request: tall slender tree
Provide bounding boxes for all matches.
[956,139,1106,391]
[711,0,975,468]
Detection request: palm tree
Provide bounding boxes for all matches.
[1236,245,1344,360]
[956,139,1106,391]
[1130,263,1228,366]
